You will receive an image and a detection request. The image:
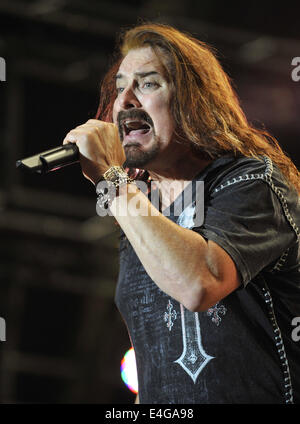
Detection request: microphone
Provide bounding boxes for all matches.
[16,144,79,174]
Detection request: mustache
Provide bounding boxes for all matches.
[117,109,154,138]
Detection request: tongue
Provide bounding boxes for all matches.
[128,128,150,135]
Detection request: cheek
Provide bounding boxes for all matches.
[145,92,171,117]
[150,99,174,133]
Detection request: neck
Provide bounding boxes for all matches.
[148,156,211,181]
[147,154,212,211]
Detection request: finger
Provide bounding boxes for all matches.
[86,119,103,125]
[80,120,118,131]
[63,128,93,141]
[74,122,101,130]
[63,133,77,144]
[62,130,86,146]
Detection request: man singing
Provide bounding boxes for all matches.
[63,23,300,404]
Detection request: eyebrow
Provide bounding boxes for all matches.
[115,71,160,80]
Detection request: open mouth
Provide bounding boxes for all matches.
[122,119,152,137]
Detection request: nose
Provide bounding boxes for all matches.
[118,87,142,110]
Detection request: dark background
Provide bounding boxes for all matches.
[0,0,299,404]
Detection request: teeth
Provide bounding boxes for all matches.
[123,120,150,132]
[123,119,146,125]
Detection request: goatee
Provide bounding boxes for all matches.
[123,142,160,168]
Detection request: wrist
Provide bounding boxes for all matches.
[96,166,135,212]
[103,165,131,186]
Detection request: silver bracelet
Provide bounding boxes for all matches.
[96,166,133,211]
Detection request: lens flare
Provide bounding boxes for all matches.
[120,347,138,394]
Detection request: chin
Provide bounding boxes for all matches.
[124,143,160,169]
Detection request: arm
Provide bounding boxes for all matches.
[109,182,240,311]
[63,120,240,312]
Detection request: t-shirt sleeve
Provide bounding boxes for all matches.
[193,160,298,287]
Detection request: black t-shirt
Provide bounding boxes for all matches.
[115,154,300,404]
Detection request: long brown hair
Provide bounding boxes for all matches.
[96,23,300,193]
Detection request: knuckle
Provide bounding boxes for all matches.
[66,132,76,140]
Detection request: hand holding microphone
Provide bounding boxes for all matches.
[62,119,125,185]
[16,120,126,185]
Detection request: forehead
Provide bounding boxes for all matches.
[117,46,164,76]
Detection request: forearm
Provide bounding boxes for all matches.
[110,183,213,311]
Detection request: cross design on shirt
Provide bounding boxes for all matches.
[207,302,227,326]
[174,304,214,383]
[171,203,214,383]
[164,300,177,331]
[188,351,198,364]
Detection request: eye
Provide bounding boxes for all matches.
[142,81,157,89]
[116,87,125,94]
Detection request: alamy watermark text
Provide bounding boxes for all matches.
[0,317,6,341]
[96,179,204,227]
[291,317,300,342]
[0,57,6,81]
[291,57,300,82]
